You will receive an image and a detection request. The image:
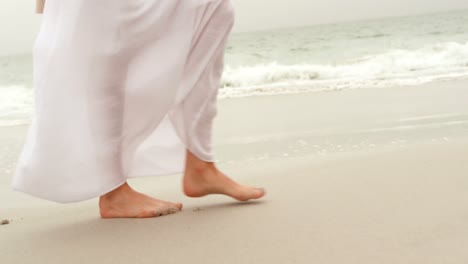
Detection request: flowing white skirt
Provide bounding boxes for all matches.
[12,0,235,203]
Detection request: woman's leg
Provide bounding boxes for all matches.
[177,0,265,201]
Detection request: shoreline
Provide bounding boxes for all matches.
[2,76,468,128]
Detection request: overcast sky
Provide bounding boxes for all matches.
[1,0,468,55]
[232,0,468,31]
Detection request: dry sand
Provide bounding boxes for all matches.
[1,79,468,263]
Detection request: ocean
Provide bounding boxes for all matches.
[1,9,468,126]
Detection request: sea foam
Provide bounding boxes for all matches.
[1,42,468,126]
[219,41,468,98]
[0,85,34,126]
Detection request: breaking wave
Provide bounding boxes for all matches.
[219,41,468,98]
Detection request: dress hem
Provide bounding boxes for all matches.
[10,168,197,203]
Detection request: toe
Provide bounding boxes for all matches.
[160,210,169,216]
[167,207,180,214]
[256,187,265,194]
[154,209,163,217]
[249,187,265,199]
[171,202,183,210]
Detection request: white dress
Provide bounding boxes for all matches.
[12,0,235,203]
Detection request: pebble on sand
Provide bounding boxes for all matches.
[1,219,10,225]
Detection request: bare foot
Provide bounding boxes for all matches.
[99,182,183,218]
[183,150,266,201]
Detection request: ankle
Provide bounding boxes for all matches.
[185,161,218,180]
[100,182,131,201]
[186,149,217,169]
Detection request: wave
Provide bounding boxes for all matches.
[1,42,468,126]
[0,85,34,126]
[219,41,468,98]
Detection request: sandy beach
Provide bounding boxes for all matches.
[1,79,468,263]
